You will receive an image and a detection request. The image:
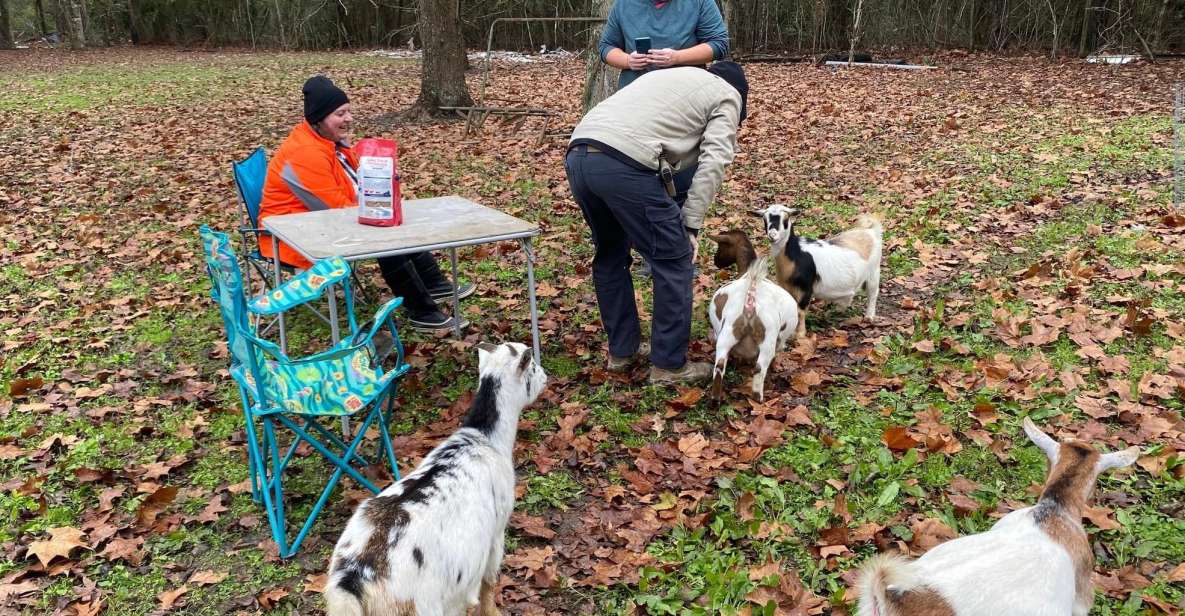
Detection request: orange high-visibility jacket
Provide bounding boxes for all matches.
[259,121,359,269]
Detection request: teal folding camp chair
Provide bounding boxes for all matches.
[201,225,409,557]
[233,147,375,312]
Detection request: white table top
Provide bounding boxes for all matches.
[261,196,539,261]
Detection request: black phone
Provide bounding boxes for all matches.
[634,37,652,54]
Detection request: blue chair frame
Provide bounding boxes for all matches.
[201,225,408,557]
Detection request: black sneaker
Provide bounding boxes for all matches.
[428,281,477,303]
[408,310,470,333]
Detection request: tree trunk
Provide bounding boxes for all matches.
[581,0,618,112]
[0,0,14,49]
[408,0,473,118]
[78,0,93,45]
[1045,0,1061,58]
[1150,0,1171,51]
[847,0,864,61]
[1078,0,1094,56]
[722,0,743,55]
[127,0,142,44]
[34,0,49,36]
[54,0,86,48]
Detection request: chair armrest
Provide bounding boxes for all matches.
[287,297,406,367]
[365,297,404,341]
[248,256,352,315]
[236,328,291,362]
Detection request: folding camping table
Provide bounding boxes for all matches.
[261,196,543,366]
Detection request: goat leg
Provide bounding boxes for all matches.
[478,579,501,616]
[712,338,733,402]
[750,338,777,402]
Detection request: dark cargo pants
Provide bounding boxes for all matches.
[565,145,694,370]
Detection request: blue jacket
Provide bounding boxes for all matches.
[598,0,730,88]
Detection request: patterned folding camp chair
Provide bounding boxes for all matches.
[201,225,409,557]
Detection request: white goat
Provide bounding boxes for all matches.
[857,417,1140,616]
[325,342,548,616]
[757,204,883,336]
[708,230,799,401]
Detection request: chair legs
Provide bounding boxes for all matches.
[248,386,401,558]
[237,388,264,504]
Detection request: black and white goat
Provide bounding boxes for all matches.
[325,342,547,616]
[709,230,799,401]
[757,204,883,336]
[857,417,1140,616]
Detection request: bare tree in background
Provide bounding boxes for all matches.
[3,0,1180,56]
[848,0,865,62]
[0,0,14,49]
[581,0,618,112]
[54,0,86,48]
[407,0,473,118]
[1046,0,1062,57]
[128,0,143,44]
[33,0,49,38]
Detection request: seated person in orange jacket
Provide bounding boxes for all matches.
[259,76,474,332]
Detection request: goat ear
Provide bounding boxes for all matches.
[749,209,766,219]
[1096,446,1140,473]
[477,342,498,372]
[1023,417,1060,464]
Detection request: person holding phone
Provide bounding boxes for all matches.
[598,0,730,89]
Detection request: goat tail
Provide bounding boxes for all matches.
[743,255,770,285]
[854,213,884,234]
[857,553,915,616]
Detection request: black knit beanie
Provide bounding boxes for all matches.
[303,75,349,126]
[706,61,748,125]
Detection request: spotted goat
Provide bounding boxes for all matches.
[757,204,882,336]
[708,230,799,401]
[857,417,1140,616]
[325,342,548,616]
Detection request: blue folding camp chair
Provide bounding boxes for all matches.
[232,147,272,297]
[233,147,375,317]
[201,225,409,557]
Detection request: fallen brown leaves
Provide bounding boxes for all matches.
[26,527,88,567]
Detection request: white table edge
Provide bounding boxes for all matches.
[260,220,540,264]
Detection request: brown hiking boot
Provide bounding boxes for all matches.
[607,343,650,373]
[649,361,712,385]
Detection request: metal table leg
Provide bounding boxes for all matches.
[449,247,461,338]
[272,235,286,353]
[523,238,541,364]
[327,283,341,344]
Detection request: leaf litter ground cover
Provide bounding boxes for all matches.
[0,48,1184,615]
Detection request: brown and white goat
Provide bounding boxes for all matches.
[857,417,1140,616]
[708,231,799,401]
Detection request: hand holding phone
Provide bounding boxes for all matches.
[634,37,652,54]
[626,52,650,71]
[647,48,678,68]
